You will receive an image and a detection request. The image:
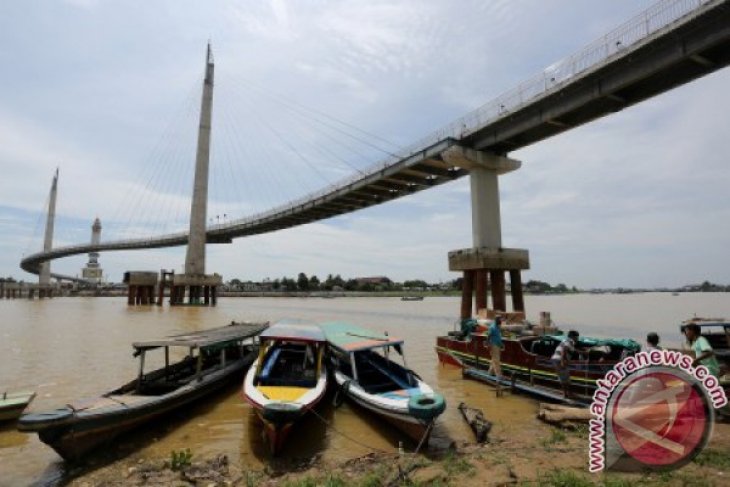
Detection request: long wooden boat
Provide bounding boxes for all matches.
[436,326,640,404]
[18,321,267,461]
[242,322,327,455]
[0,391,36,422]
[322,321,446,444]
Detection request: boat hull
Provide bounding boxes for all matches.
[332,372,434,443]
[19,353,255,461]
[436,334,619,401]
[242,348,328,455]
[0,392,36,422]
[244,392,325,455]
[0,405,30,422]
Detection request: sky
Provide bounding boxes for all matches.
[0,0,728,289]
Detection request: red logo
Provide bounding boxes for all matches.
[609,370,711,468]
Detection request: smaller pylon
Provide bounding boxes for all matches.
[39,168,59,287]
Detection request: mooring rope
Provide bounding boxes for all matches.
[310,398,435,456]
[308,407,389,454]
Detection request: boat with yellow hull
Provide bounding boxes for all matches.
[242,322,327,455]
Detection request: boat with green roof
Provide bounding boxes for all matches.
[437,321,642,405]
[320,321,446,445]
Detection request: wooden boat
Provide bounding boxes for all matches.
[0,391,36,422]
[436,326,640,405]
[18,321,267,461]
[322,321,446,444]
[242,322,327,454]
[400,296,424,301]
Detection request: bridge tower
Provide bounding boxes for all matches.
[442,147,529,321]
[170,43,222,306]
[37,168,59,298]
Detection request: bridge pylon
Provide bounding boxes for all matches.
[37,168,60,299]
[442,146,529,321]
[170,43,222,306]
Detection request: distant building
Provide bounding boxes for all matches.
[81,218,103,284]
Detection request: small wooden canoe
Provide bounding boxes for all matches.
[0,391,36,422]
[18,322,267,461]
[242,322,327,455]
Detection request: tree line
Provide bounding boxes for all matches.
[227,274,441,292]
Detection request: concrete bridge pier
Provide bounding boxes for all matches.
[170,274,221,306]
[124,271,158,306]
[442,146,530,320]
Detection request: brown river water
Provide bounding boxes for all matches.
[1,293,728,485]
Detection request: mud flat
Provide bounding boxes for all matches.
[68,421,730,486]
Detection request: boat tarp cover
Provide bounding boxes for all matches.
[320,321,403,352]
[544,335,641,352]
[132,322,268,350]
[259,323,326,343]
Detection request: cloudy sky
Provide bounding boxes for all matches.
[0,0,728,288]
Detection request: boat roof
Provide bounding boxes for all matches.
[259,322,326,343]
[132,321,268,350]
[682,318,730,327]
[319,321,403,352]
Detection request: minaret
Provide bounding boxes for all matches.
[184,43,214,276]
[38,169,59,285]
[82,218,103,284]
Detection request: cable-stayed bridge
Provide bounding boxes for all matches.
[20,0,730,288]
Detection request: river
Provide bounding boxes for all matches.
[1,293,728,485]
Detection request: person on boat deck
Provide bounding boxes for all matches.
[683,323,721,378]
[551,330,580,399]
[486,316,505,379]
[644,332,662,352]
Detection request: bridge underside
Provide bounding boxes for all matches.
[464,2,730,154]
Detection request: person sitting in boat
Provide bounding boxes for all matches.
[486,316,505,379]
[551,330,580,399]
[644,332,662,352]
[683,323,721,378]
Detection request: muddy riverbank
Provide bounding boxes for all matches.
[67,420,730,486]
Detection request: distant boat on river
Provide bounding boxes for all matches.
[18,322,267,461]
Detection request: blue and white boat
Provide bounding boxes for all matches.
[320,322,445,444]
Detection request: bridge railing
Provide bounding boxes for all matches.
[226,0,713,230]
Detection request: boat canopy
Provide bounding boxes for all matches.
[259,322,326,343]
[132,322,268,351]
[544,334,641,352]
[320,321,403,352]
